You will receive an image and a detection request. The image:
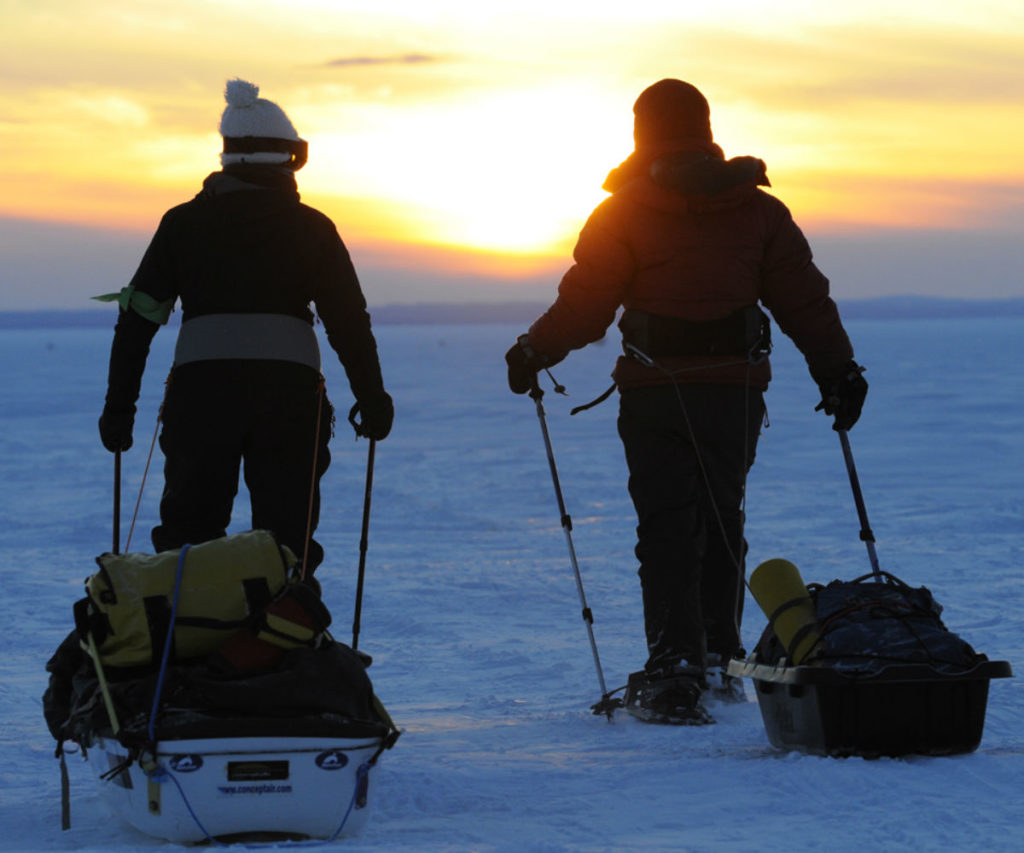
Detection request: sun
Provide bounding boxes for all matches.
[304,84,630,256]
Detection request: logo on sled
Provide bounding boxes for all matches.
[315,750,349,770]
[169,754,204,773]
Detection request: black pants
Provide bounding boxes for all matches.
[152,361,333,573]
[617,383,764,672]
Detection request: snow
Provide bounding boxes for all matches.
[1,314,1022,852]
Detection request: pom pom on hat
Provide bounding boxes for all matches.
[219,78,305,168]
[224,79,261,111]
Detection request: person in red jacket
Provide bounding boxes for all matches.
[98,79,392,589]
[506,79,866,724]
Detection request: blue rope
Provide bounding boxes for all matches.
[148,543,190,743]
[151,764,227,848]
[322,762,371,844]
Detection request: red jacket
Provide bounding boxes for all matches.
[527,144,853,390]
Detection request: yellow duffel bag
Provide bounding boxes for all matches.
[75,529,297,670]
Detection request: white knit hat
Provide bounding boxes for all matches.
[219,79,307,168]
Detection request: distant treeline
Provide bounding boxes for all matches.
[2,296,1024,330]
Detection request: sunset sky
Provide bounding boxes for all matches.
[2,0,1022,309]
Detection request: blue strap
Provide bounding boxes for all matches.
[148,543,190,743]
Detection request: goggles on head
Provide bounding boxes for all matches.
[222,136,308,170]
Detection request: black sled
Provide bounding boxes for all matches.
[732,568,1011,757]
[731,432,1012,758]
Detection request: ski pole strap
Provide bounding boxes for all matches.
[570,382,616,415]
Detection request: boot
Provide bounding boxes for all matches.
[625,664,714,725]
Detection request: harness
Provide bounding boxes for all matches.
[569,304,772,415]
[618,304,771,361]
[173,313,322,371]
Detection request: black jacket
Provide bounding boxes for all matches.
[105,166,386,410]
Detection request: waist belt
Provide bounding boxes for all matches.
[619,305,771,360]
[174,313,321,371]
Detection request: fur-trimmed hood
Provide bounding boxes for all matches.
[603,143,770,215]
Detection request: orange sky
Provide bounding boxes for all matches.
[2,1,1023,306]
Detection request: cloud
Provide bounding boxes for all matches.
[708,26,1024,109]
[324,54,437,69]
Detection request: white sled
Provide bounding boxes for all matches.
[88,730,386,844]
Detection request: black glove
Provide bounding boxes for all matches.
[98,404,136,452]
[505,335,549,395]
[349,391,393,441]
[815,360,867,431]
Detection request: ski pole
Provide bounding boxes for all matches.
[113,450,121,555]
[837,429,882,579]
[351,438,376,652]
[528,374,620,719]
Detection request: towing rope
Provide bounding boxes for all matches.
[548,335,771,631]
[124,374,170,552]
[300,377,327,581]
[636,351,763,584]
[124,371,328,577]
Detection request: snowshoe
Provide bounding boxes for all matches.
[622,667,714,726]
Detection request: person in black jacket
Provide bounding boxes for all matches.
[506,79,866,724]
[98,79,392,585]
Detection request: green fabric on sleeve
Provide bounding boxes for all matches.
[92,286,175,325]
